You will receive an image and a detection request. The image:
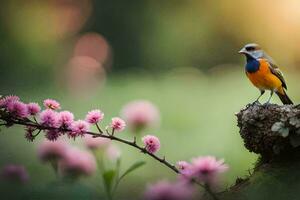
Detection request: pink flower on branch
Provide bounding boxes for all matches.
[142,135,160,154]
[58,111,74,128]
[189,156,229,184]
[177,161,191,175]
[27,103,41,115]
[70,120,90,137]
[85,109,104,124]
[45,130,61,141]
[39,109,58,127]
[7,101,29,118]
[0,95,20,108]
[43,99,61,110]
[110,117,126,133]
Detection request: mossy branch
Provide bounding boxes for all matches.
[221,103,300,200]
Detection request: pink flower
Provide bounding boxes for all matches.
[85,109,104,124]
[144,180,194,200]
[0,95,20,108]
[142,135,160,154]
[177,161,191,175]
[189,156,229,184]
[70,120,90,137]
[7,101,29,118]
[105,145,121,160]
[83,134,111,150]
[45,130,61,141]
[43,99,61,110]
[121,100,160,132]
[38,139,69,162]
[39,109,58,127]
[110,117,126,132]
[59,147,97,177]
[27,103,41,115]
[1,164,29,184]
[58,111,74,128]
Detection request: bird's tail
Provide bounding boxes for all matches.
[276,90,294,105]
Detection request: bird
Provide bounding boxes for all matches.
[239,43,293,105]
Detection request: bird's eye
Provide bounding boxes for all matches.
[245,46,255,51]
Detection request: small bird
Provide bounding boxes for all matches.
[239,43,293,105]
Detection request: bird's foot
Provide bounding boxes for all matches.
[246,100,261,108]
[263,102,272,108]
[252,100,261,105]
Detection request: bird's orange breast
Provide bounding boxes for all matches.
[246,59,283,92]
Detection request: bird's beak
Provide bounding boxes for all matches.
[238,48,247,54]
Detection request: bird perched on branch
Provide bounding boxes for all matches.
[239,43,293,105]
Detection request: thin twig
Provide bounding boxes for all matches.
[33,129,42,137]
[95,123,103,134]
[1,117,179,174]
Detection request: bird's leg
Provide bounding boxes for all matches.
[265,90,274,104]
[254,90,265,104]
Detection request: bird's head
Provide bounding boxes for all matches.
[239,43,264,59]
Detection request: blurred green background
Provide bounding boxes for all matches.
[1,0,300,199]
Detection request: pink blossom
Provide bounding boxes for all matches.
[0,95,20,108]
[85,109,104,124]
[105,145,121,160]
[1,164,29,184]
[144,180,194,200]
[83,134,111,150]
[39,109,58,127]
[142,135,160,154]
[121,100,160,132]
[189,156,229,184]
[59,147,97,177]
[45,130,61,141]
[38,139,69,162]
[43,99,61,110]
[177,161,191,175]
[7,101,29,118]
[110,117,126,132]
[70,120,90,137]
[27,102,41,115]
[58,111,74,128]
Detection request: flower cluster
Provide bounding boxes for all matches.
[0,96,128,141]
[0,95,229,200]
